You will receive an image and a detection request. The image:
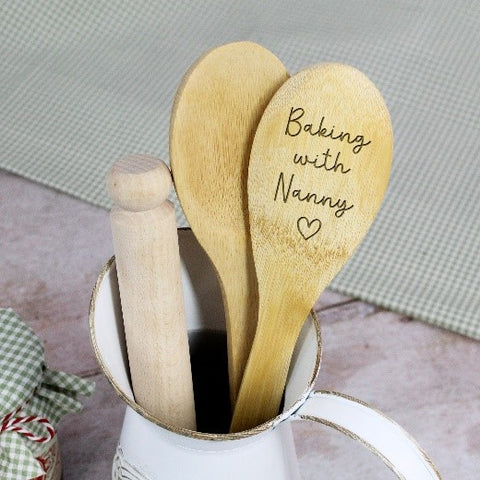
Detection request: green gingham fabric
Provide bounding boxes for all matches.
[0,2,479,339]
[0,431,44,480]
[0,308,94,479]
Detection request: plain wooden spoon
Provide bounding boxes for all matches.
[170,42,288,405]
[231,63,393,432]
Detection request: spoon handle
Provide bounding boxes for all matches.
[108,155,196,430]
[215,251,258,405]
[230,292,304,432]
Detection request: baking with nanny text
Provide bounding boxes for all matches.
[274,106,371,239]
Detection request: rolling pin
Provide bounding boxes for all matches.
[107,154,196,430]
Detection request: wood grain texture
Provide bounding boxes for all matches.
[0,170,478,479]
[231,63,393,432]
[170,41,289,405]
[108,155,196,430]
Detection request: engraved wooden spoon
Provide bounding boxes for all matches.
[170,42,288,405]
[231,63,393,432]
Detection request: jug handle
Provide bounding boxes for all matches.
[292,390,441,479]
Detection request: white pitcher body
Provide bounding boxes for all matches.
[115,407,300,479]
[90,229,440,480]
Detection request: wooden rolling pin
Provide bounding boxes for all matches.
[107,154,196,430]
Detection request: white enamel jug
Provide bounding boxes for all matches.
[89,229,440,479]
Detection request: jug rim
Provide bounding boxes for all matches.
[89,246,322,441]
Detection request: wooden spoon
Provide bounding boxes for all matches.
[231,63,393,432]
[170,42,288,405]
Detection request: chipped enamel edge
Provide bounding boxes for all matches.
[89,251,322,441]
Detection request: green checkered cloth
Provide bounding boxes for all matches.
[0,308,94,479]
[0,2,479,339]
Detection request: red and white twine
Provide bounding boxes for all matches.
[0,407,55,443]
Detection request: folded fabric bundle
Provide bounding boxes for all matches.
[0,308,94,480]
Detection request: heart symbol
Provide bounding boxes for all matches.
[297,217,322,240]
